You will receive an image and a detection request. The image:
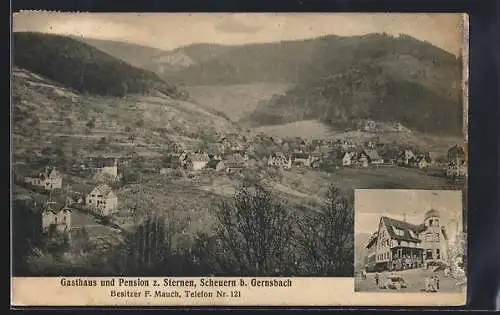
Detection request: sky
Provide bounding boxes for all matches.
[355,189,463,242]
[12,13,465,55]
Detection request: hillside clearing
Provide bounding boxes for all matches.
[185,83,291,122]
[252,120,334,139]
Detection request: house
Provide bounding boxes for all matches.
[410,155,428,169]
[365,209,449,272]
[342,151,357,167]
[364,232,379,272]
[189,153,210,171]
[397,149,416,166]
[447,145,466,166]
[268,152,292,170]
[178,152,191,168]
[41,200,72,234]
[224,153,246,173]
[292,152,312,167]
[310,152,322,168]
[86,184,118,217]
[86,157,118,179]
[358,149,383,167]
[25,166,63,190]
[206,159,226,172]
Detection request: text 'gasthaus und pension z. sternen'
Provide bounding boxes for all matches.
[60,277,294,288]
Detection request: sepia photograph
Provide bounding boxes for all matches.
[11,12,466,283]
[354,189,466,293]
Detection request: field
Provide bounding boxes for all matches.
[355,268,465,293]
[252,120,335,140]
[184,83,291,122]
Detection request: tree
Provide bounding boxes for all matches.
[294,185,354,276]
[12,199,43,276]
[206,180,295,276]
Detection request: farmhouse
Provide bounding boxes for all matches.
[86,157,118,179]
[397,149,416,166]
[342,151,357,167]
[358,149,383,167]
[410,155,428,169]
[292,152,312,167]
[365,209,449,272]
[206,159,226,172]
[224,153,245,173]
[86,184,118,216]
[41,200,72,234]
[447,145,466,166]
[268,152,292,170]
[189,153,210,171]
[178,152,191,168]
[25,166,63,190]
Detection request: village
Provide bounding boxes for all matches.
[12,128,467,251]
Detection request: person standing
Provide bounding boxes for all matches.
[375,272,379,286]
[424,276,430,292]
[436,276,440,291]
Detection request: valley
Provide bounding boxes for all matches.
[11,31,466,277]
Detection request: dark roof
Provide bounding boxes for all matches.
[87,157,116,168]
[206,159,223,169]
[362,149,382,161]
[381,216,423,243]
[424,209,440,219]
[366,233,378,249]
[43,201,72,214]
[292,153,309,159]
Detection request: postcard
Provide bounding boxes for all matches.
[11,12,468,306]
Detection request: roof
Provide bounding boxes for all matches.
[206,159,223,169]
[362,149,382,161]
[92,184,114,196]
[87,157,116,168]
[292,152,310,159]
[191,153,210,162]
[43,201,72,214]
[270,152,287,159]
[225,153,245,164]
[366,233,378,248]
[381,216,424,243]
[424,209,440,219]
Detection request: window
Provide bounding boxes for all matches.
[429,219,433,226]
[398,241,401,246]
[393,227,405,236]
[55,217,58,224]
[426,249,433,259]
[435,219,439,226]
[91,194,95,198]
[63,216,66,222]
[435,233,440,241]
[436,249,441,259]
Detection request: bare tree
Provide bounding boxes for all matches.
[209,180,295,276]
[294,185,354,276]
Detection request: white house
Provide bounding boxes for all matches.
[268,153,292,170]
[25,166,63,190]
[190,153,210,171]
[86,157,118,180]
[41,201,72,234]
[342,151,357,167]
[86,184,118,216]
